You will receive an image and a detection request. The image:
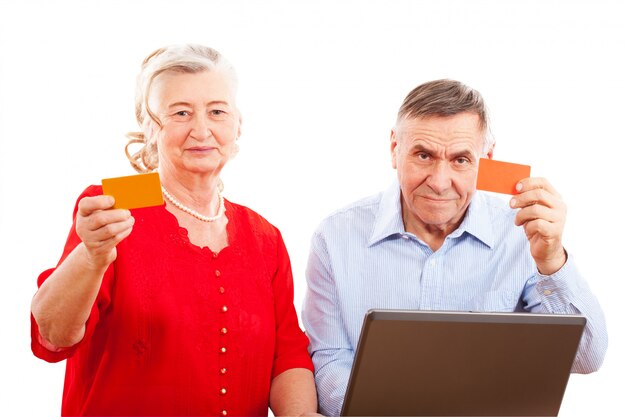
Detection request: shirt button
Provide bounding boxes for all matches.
[215,270,221,277]
[401,234,409,240]
[221,410,228,416]
[220,367,227,375]
[219,287,225,294]
[430,260,436,266]
[220,388,227,395]
[212,251,218,259]
[221,305,228,313]
[543,289,553,296]
[220,327,228,335]
[220,347,227,354]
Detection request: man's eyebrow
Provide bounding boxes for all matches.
[449,149,475,159]
[409,142,476,159]
[409,143,435,153]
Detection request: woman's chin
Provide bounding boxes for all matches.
[180,161,222,176]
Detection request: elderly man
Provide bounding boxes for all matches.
[302,79,608,416]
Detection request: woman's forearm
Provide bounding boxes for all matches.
[31,243,109,348]
[270,368,319,417]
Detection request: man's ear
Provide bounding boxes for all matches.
[390,128,399,169]
[486,142,495,159]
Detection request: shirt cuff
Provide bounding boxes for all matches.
[534,254,583,314]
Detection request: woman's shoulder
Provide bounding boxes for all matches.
[68,185,104,217]
[80,184,104,197]
[225,199,281,238]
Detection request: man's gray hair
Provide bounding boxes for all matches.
[396,79,494,154]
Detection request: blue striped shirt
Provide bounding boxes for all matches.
[302,180,608,417]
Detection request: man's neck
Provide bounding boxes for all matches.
[402,210,466,252]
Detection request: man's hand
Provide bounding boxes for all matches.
[510,177,567,275]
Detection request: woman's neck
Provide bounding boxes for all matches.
[159,167,221,215]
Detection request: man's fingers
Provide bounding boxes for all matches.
[511,188,564,210]
[514,204,561,227]
[522,218,557,240]
[515,177,558,196]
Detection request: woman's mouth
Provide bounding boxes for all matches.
[187,146,216,152]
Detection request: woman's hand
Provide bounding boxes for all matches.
[76,195,134,269]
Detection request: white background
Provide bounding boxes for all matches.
[1,0,624,415]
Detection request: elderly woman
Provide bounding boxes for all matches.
[30,44,317,417]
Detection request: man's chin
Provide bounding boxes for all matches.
[415,209,463,228]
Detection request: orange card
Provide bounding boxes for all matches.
[101,172,164,209]
[476,158,531,195]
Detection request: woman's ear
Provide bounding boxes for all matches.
[144,119,164,150]
[236,111,243,139]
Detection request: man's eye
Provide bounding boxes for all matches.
[210,109,226,116]
[417,153,430,160]
[453,157,474,169]
[175,110,189,116]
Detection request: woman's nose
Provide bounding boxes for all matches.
[191,114,212,139]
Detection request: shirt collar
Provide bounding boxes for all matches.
[449,191,495,248]
[368,179,408,246]
[368,179,495,248]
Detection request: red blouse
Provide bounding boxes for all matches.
[31,186,313,417]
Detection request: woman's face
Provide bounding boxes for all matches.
[148,70,241,179]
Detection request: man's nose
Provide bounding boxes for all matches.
[425,161,452,193]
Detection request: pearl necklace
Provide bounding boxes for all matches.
[161,186,225,222]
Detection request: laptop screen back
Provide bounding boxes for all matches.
[341,310,585,417]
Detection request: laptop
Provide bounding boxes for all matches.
[341,310,586,417]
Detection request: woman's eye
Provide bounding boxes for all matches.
[209,109,229,120]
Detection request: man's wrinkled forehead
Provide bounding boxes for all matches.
[395,113,485,154]
[396,113,482,136]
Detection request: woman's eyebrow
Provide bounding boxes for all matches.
[167,101,192,109]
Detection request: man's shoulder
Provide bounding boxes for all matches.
[315,191,384,233]
[322,191,383,221]
[327,192,383,217]
[470,191,527,246]
[473,191,517,220]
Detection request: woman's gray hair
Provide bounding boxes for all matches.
[125,44,238,172]
[396,79,495,154]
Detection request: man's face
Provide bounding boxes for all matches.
[391,112,489,235]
